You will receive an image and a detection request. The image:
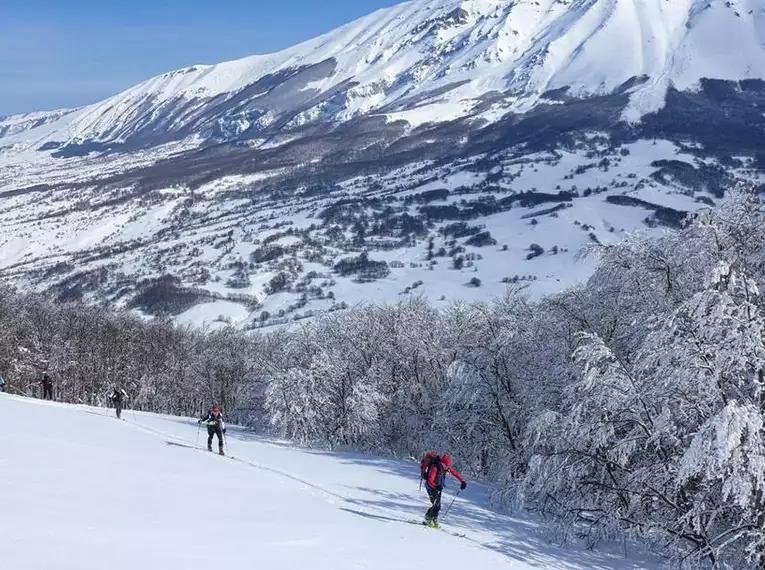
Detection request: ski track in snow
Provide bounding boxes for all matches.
[0,394,662,569]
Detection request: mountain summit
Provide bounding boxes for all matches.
[5,0,765,151]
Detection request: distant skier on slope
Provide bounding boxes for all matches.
[420,451,467,528]
[0,374,5,392]
[109,387,129,419]
[198,406,226,455]
[41,373,53,400]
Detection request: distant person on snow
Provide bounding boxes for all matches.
[198,407,226,455]
[0,374,5,393]
[420,451,467,528]
[109,387,129,419]
[41,373,53,400]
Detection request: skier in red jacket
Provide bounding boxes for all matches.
[420,452,467,528]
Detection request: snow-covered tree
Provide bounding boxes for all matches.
[523,262,765,567]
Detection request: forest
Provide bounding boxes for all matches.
[2,187,764,569]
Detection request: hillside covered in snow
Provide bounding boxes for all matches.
[0,394,660,570]
[4,188,765,569]
[1,0,765,326]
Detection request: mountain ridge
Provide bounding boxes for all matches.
[4,0,765,152]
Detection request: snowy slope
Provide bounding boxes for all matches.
[0,132,760,329]
[0,109,77,140]
[5,0,765,151]
[0,393,660,569]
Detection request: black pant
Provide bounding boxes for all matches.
[43,385,52,400]
[426,486,442,521]
[207,426,223,450]
[115,401,123,419]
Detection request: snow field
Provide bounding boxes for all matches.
[0,394,659,570]
[3,134,759,329]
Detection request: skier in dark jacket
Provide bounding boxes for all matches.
[420,452,467,528]
[109,388,128,419]
[0,374,5,393]
[41,373,53,400]
[198,407,226,455]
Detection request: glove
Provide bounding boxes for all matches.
[460,481,467,491]
[197,420,202,424]
[435,485,443,492]
[223,428,227,434]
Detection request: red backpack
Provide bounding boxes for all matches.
[420,451,443,481]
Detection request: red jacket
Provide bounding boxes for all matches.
[426,461,465,489]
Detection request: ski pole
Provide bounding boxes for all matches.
[195,422,201,448]
[441,490,461,521]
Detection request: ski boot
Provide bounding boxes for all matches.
[207,444,213,452]
[219,446,225,456]
[427,519,441,529]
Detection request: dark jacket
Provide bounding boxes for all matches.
[110,389,128,404]
[200,411,226,432]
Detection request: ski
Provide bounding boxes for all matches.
[433,526,466,538]
[407,519,466,538]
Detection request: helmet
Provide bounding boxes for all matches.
[441,453,453,468]
[212,406,220,413]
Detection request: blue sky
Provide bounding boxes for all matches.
[0,0,402,115]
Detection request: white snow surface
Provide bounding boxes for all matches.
[3,0,765,148]
[0,109,77,139]
[0,394,661,569]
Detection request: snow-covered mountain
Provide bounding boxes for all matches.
[0,109,78,140]
[1,0,765,327]
[5,0,765,151]
[1,394,659,570]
